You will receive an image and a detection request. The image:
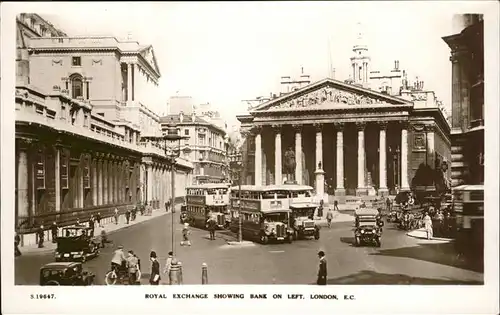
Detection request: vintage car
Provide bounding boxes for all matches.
[354,208,383,247]
[55,226,100,262]
[259,209,294,244]
[289,203,320,240]
[40,262,95,286]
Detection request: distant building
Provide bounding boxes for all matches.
[15,14,192,245]
[238,26,450,201]
[161,112,227,184]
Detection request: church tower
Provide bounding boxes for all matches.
[350,23,371,88]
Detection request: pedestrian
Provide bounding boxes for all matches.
[76,218,81,226]
[181,223,191,246]
[37,225,45,248]
[333,200,339,212]
[125,209,131,224]
[149,251,161,285]
[317,250,327,285]
[317,200,324,218]
[360,201,366,209]
[89,216,95,237]
[96,212,102,228]
[114,208,119,225]
[140,203,145,216]
[423,212,433,240]
[163,251,174,281]
[100,229,108,248]
[132,207,137,221]
[15,233,22,257]
[326,208,334,228]
[127,250,140,285]
[51,222,58,243]
[208,217,217,240]
[437,211,445,236]
[386,197,391,212]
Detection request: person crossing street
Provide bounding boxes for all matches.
[181,223,191,246]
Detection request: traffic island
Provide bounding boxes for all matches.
[406,228,453,243]
[226,241,255,246]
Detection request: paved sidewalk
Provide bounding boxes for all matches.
[406,228,453,242]
[18,207,177,255]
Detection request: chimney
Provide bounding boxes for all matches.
[394,60,399,70]
[179,111,184,123]
[191,112,196,122]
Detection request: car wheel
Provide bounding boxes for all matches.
[375,238,381,248]
[45,280,60,286]
[260,235,269,245]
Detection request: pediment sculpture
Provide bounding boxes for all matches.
[267,85,384,110]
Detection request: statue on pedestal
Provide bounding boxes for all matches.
[284,147,296,182]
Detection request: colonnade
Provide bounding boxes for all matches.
[252,121,410,196]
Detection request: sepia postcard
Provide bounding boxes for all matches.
[1,1,499,314]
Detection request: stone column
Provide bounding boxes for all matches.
[79,156,85,208]
[254,128,262,186]
[293,125,302,185]
[92,157,98,205]
[103,160,108,204]
[17,141,30,224]
[97,159,103,205]
[425,125,435,167]
[356,122,366,196]
[378,122,388,196]
[114,161,119,204]
[109,160,114,204]
[127,63,133,102]
[54,145,61,212]
[401,122,410,190]
[147,164,153,205]
[314,124,325,199]
[334,123,345,196]
[274,126,282,185]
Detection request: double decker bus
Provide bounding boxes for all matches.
[184,183,230,229]
[229,185,313,244]
[452,185,484,258]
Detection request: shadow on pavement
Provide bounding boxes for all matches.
[370,242,484,273]
[322,270,483,285]
[339,237,355,246]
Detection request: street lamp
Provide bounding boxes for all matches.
[142,117,188,255]
[229,151,243,242]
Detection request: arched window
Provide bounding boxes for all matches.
[70,74,83,99]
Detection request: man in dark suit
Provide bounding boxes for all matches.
[317,250,327,285]
[149,251,161,285]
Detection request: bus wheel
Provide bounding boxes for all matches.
[260,235,269,245]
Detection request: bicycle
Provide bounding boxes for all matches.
[105,265,141,285]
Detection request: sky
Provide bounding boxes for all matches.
[14,2,492,127]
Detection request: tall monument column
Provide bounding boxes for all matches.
[293,125,302,185]
[334,122,346,196]
[274,126,282,185]
[254,128,262,186]
[356,122,367,196]
[378,122,388,196]
[314,124,325,199]
[401,122,410,191]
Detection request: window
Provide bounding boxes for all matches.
[185,129,189,136]
[35,151,46,189]
[72,56,81,67]
[70,74,83,99]
[83,156,90,189]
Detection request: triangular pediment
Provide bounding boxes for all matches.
[252,78,409,112]
[139,45,161,77]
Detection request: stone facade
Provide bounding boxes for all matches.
[442,14,484,187]
[160,113,227,184]
[15,14,193,242]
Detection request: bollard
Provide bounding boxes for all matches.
[201,263,208,285]
[169,260,183,285]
